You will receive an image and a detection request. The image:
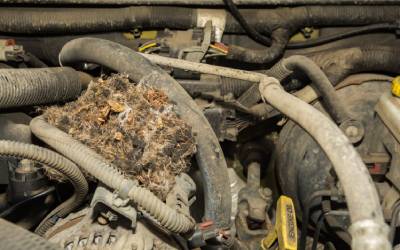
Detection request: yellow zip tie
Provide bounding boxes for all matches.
[138,42,158,52]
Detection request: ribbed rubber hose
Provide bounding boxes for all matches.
[0,67,83,109]
[310,46,400,87]
[0,140,88,236]
[58,37,231,230]
[0,7,195,34]
[30,116,195,234]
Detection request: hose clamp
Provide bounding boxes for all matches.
[349,219,391,250]
[258,76,281,102]
[118,179,137,199]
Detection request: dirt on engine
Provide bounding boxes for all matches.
[43,74,196,200]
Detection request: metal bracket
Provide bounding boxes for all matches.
[90,185,137,229]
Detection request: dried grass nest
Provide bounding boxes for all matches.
[44,74,196,200]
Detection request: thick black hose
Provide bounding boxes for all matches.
[224,6,400,63]
[0,6,399,37]
[0,7,195,35]
[310,46,400,87]
[58,38,231,230]
[226,28,290,64]
[238,55,351,123]
[0,67,83,109]
[220,77,253,97]
[283,56,350,124]
[24,52,48,68]
[287,23,399,49]
[245,46,400,118]
[0,140,88,236]
[1,6,400,35]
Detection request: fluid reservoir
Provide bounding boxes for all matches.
[375,77,400,143]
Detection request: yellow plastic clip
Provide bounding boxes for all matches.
[261,195,297,250]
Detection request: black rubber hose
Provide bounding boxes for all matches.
[0,67,84,109]
[220,77,253,97]
[238,55,351,124]
[0,218,61,250]
[0,7,195,35]
[246,46,400,118]
[224,6,400,64]
[0,140,88,236]
[24,52,48,68]
[282,55,350,124]
[223,0,272,46]
[225,28,290,64]
[287,23,399,49]
[58,37,231,230]
[310,46,400,87]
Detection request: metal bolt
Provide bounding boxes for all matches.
[345,125,359,138]
[260,187,272,198]
[97,215,108,225]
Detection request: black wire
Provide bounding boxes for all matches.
[172,234,189,250]
[311,209,349,250]
[287,23,399,49]
[311,213,325,250]
[269,241,279,250]
[299,190,332,250]
[0,187,55,218]
[223,0,272,46]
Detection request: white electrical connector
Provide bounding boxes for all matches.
[196,9,227,43]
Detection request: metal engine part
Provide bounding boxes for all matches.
[46,208,180,250]
[46,174,196,250]
[276,78,400,244]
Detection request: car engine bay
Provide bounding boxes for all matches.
[0,1,400,249]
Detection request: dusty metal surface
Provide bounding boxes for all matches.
[0,0,398,5]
